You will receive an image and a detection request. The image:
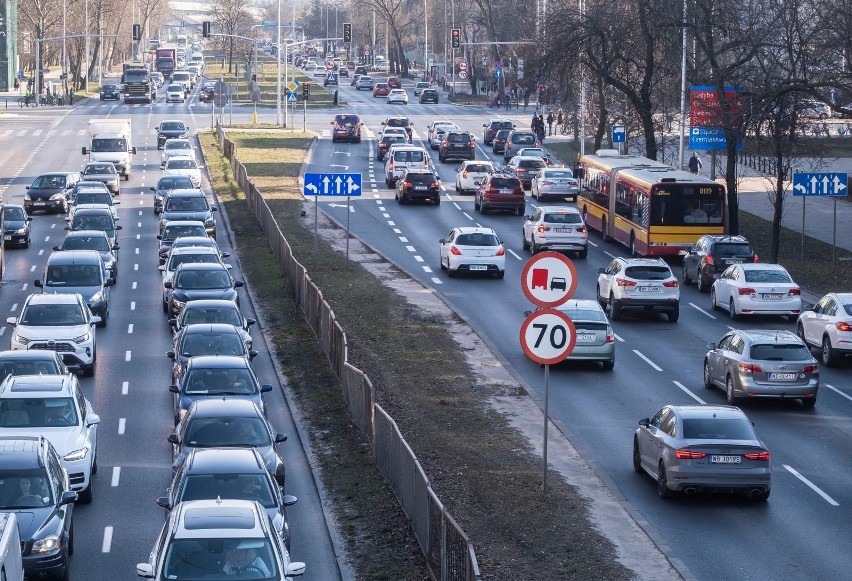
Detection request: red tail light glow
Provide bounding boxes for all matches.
[738,287,756,295]
[430,182,439,188]
[537,226,551,233]
[743,451,770,461]
[705,254,715,266]
[675,449,707,459]
[663,280,679,288]
[450,246,462,256]
[788,288,800,295]
[577,227,587,234]
[754,254,759,262]
[496,247,505,256]
[802,364,819,374]
[836,322,852,332]
[616,278,636,287]
[403,181,412,188]
[739,362,763,373]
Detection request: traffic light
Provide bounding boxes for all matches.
[132,24,141,41]
[343,23,352,43]
[451,29,461,49]
[303,83,310,101]
[202,21,212,38]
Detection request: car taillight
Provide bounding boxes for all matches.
[616,278,636,287]
[388,162,394,170]
[541,180,554,185]
[469,141,475,148]
[606,326,614,343]
[738,287,756,295]
[430,182,439,188]
[450,246,462,255]
[496,247,505,256]
[788,288,800,295]
[739,362,763,373]
[577,226,587,234]
[403,181,412,188]
[516,168,528,173]
[442,140,449,147]
[663,279,679,288]
[836,321,852,332]
[802,364,819,374]
[537,226,551,233]
[675,449,707,459]
[743,451,770,461]
[754,254,759,262]
[705,254,715,265]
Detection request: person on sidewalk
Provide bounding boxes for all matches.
[688,152,702,175]
[556,107,564,134]
[547,111,555,136]
[69,89,74,105]
[24,88,31,107]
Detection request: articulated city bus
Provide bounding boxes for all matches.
[577,149,727,256]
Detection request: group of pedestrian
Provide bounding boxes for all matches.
[21,85,74,107]
[530,113,546,142]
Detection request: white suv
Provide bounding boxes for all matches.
[454,160,494,194]
[0,374,100,502]
[596,257,680,322]
[522,206,588,258]
[384,145,429,187]
[7,294,101,376]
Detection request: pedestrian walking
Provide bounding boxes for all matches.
[688,152,702,175]
[69,89,74,105]
[547,111,555,136]
[523,91,529,110]
[505,92,511,110]
[24,88,31,107]
[556,107,564,133]
[531,113,539,132]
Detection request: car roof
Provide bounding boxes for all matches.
[734,329,801,343]
[187,399,261,420]
[175,262,229,272]
[181,323,242,335]
[668,405,748,420]
[165,190,207,198]
[73,206,114,215]
[0,374,75,397]
[539,206,580,214]
[513,156,546,163]
[46,250,103,265]
[185,448,266,474]
[186,355,252,368]
[556,299,606,313]
[170,245,219,256]
[166,156,197,162]
[63,230,109,239]
[38,172,79,178]
[454,226,497,235]
[617,257,668,266]
[173,499,264,539]
[740,263,786,271]
[181,299,241,310]
[0,437,46,468]
[705,235,749,244]
[488,118,513,123]
[831,293,852,303]
[163,220,206,227]
[0,350,62,362]
[24,293,81,306]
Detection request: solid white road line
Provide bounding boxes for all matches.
[102,526,113,552]
[633,350,663,371]
[783,464,839,506]
[588,240,598,247]
[689,302,717,319]
[613,333,624,342]
[111,467,121,487]
[673,381,706,404]
[604,251,617,259]
[825,384,852,403]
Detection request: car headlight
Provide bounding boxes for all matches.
[64,447,89,462]
[23,193,30,201]
[32,535,63,554]
[13,333,30,346]
[15,227,27,234]
[72,331,91,344]
[50,193,65,201]
[90,292,103,303]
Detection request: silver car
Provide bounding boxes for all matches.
[553,299,614,370]
[522,206,588,258]
[704,329,819,407]
[531,168,580,202]
[633,404,771,500]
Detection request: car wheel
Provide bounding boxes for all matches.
[601,359,614,371]
[82,361,95,377]
[601,217,611,241]
[710,288,720,311]
[447,265,457,278]
[77,480,93,504]
[726,375,739,405]
[434,196,441,206]
[474,196,481,210]
[578,246,588,259]
[479,203,487,214]
[703,360,715,389]
[68,522,74,556]
[696,273,709,293]
[797,323,808,346]
[801,397,817,409]
[516,206,524,217]
[494,270,505,279]
[729,298,739,321]
[822,336,838,367]
[23,237,30,249]
[667,306,679,323]
[630,233,638,257]
[682,265,692,285]
[657,461,674,498]
[632,437,642,472]
[608,294,621,320]
[455,182,460,192]
[597,285,606,308]
[97,311,107,328]
[531,240,539,255]
[522,233,530,251]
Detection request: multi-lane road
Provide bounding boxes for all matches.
[0,86,341,580]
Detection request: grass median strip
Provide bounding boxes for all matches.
[200,129,634,580]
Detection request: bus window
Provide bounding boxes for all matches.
[651,185,724,226]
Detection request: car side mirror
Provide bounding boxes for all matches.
[523,215,531,220]
[90,316,102,325]
[156,496,172,510]
[167,433,179,444]
[34,280,43,288]
[249,350,258,359]
[482,123,487,127]
[158,265,166,272]
[169,384,179,393]
[439,238,444,244]
[113,245,120,250]
[524,310,532,317]
[115,225,122,230]
[275,433,287,443]
[261,384,273,393]
[105,278,115,287]
[64,226,71,231]
[52,245,61,251]
[706,342,716,350]
[26,217,32,222]
[802,303,814,312]
[87,414,101,427]
[246,318,256,326]
[114,200,121,205]
[639,418,650,427]
[60,490,78,505]
[81,147,87,155]
[136,563,155,578]
[678,250,688,256]
[132,147,137,155]
[221,252,230,258]
[150,187,156,192]
[163,281,173,289]
[168,318,177,326]
[211,207,218,212]
[156,235,162,240]
[6,317,16,326]
[166,351,175,359]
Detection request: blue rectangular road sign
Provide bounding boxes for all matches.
[689,126,743,151]
[792,172,848,197]
[612,124,625,143]
[303,173,362,197]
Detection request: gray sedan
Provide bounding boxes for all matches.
[703,329,818,407]
[552,299,614,369]
[633,404,771,500]
[531,168,580,201]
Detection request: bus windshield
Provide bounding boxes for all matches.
[650,184,724,227]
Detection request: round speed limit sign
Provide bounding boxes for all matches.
[519,308,577,365]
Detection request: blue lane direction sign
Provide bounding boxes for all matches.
[304,173,362,197]
[792,172,848,197]
[612,124,625,143]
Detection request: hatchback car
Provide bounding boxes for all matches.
[168,236,229,262]
[151,175,195,215]
[69,189,119,220]
[163,156,202,188]
[704,329,818,407]
[413,81,431,96]
[161,138,195,168]
[169,356,271,423]
[0,374,100,502]
[376,133,408,161]
[25,172,81,214]
[419,88,439,103]
[634,405,771,500]
[80,162,120,195]
[386,88,408,104]
[522,206,588,258]
[3,204,31,248]
[482,119,515,145]
[474,174,525,216]
[157,221,209,264]
[491,129,511,154]
[426,121,458,149]
[159,190,218,238]
[160,246,227,309]
[166,83,185,103]
[169,299,255,342]
[387,77,402,89]
[356,75,374,90]
[596,257,680,322]
[164,262,244,317]
[66,205,121,249]
[439,227,505,278]
[53,230,119,282]
[505,156,548,189]
[681,235,758,293]
[372,82,391,97]
[531,168,579,201]
[395,170,441,205]
[36,250,114,326]
[552,300,614,369]
[454,161,494,194]
[156,120,189,149]
[797,293,852,366]
[330,113,362,143]
[711,263,801,320]
[439,131,476,162]
[503,130,539,161]
[100,83,120,100]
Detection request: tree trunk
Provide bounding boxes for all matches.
[725,139,739,235]
[771,149,785,262]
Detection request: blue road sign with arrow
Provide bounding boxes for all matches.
[612,124,625,143]
[303,173,362,197]
[792,172,848,197]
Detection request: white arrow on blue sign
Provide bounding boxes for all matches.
[303,173,362,197]
[792,172,848,197]
[612,124,625,143]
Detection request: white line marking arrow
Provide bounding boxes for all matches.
[328,203,354,212]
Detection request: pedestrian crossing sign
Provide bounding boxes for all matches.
[287,92,298,103]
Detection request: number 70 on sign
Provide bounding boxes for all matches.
[519,309,577,365]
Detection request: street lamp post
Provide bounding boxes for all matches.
[277,0,283,126]
[424,0,428,82]
[63,0,67,95]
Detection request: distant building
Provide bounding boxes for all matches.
[0,0,17,91]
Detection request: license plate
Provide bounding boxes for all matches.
[762,293,783,300]
[555,228,572,233]
[414,186,427,191]
[3,236,10,241]
[638,286,659,292]
[499,189,513,194]
[725,259,743,264]
[576,333,596,342]
[469,265,487,271]
[34,201,46,206]
[769,372,797,380]
[709,455,741,464]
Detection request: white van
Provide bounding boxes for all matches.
[385,145,430,187]
[0,513,23,581]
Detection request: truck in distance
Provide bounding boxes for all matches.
[81,119,137,181]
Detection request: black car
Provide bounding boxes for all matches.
[66,206,121,249]
[198,82,216,103]
[439,131,476,162]
[0,350,69,377]
[100,83,120,100]
[53,230,119,282]
[151,175,195,215]
[25,172,81,214]
[168,323,257,383]
[3,204,32,248]
[376,133,408,161]
[68,180,110,203]
[419,88,439,104]
[483,119,515,145]
[395,170,441,205]
[382,116,413,141]
[0,436,77,580]
[492,129,511,154]
[338,67,349,77]
[156,120,189,149]
[682,235,758,292]
[163,262,244,317]
[158,190,218,238]
[157,220,208,264]
[158,447,296,549]
[169,299,254,340]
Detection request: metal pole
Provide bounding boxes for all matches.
[276,0,282,126]
[85,0,89,92]
[579,0,585,156]
[63,0,67,94]
[677,0,687,170]
[801,196,806,274]
[543,364,549,494]
[346,195,351,262]
[833,197,837,275]
[35,40,40,105]
[424,0,428,81]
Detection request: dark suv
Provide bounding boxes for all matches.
[381,116,413,141]
[419,88,439,104]
[0,436,77,580]
[474,174,525,215]
[395,170,441,205]
[681,235,758,292]
[439,131,476,162]
[482,119,515,145]
[503,130,539,161]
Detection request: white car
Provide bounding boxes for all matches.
[163,156,202,188]
[439,227,506,279]
[0,373,100,503]
[797,293,852,366]
[711,263,801,320]
[166,83,185,103]
[379,127,408,141]
[515,147,551,163]
[356,75,374,90]
[522,206,588,258]
[413,81,431,96]
[596,257,680,322]
[161,139,194,168]
[7,293,101,376]
[454,161,494,194]
[386,89,408,104]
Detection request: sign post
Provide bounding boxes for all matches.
[793,172,848,274]
[303,172,363,262]
[519,252,578,493]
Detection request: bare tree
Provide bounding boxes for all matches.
[210,0,253,73]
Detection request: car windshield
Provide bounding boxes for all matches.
[31,175,66,189]
[382,135,406,144]
[72,214,113,232]
[84,165,115,175]
[558,308,606,322]
[162,538,278,580]
[489,177,520,189]
[182,307,242,327]
[519,159,546,168]
[62,236,109,252]
[158,177,194,190]
[543,212,583,224]
[168,160,197,170]
[624,266,672,280]
[512,134,537,145]
[682,418,757,440]
[103,84,117,90]
[183,368,256,395]
[4,207,25,220]
[179,332,244,357]
[750,343,812,361]
[0,473,54,509]
[20,303,86,325]
[176,270,231,290]
[448,133,470,143]
[169,253,219,272]
[844,303,852,316]
[46,265,101,286]
[185,417,271,448]
[90,138,127,152]
[178,473,276,508]
[465,164,492,173]
[743,269,792,283]
[166,197,208,211]
[386,118,408,127]
[455,233,500,247]
[544,170,573,179]
[163,225,207,239]
[166,142,192,151]
[713,243,753,256]
[336,115,359,125]
[495,130,511,140]
[161,122,186,131]
[0,360,60,378]
[74,193,112,205]
[492,121,513,129]
[0,397,77,428]
[406,173,436,185]
[394,150,424,163]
